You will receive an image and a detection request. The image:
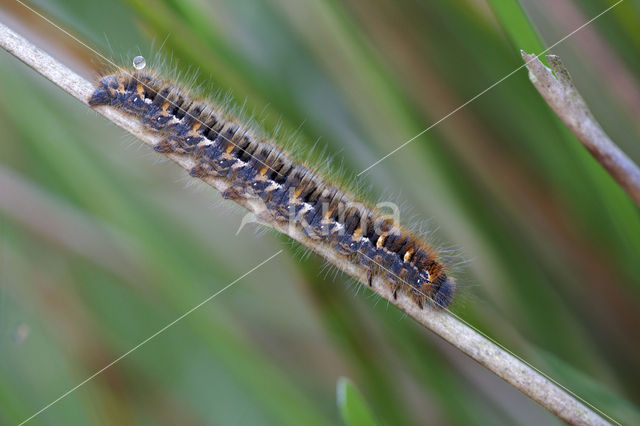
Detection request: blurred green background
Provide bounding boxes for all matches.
[1,0,639,424]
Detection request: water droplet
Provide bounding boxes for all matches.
[133,55,146,70]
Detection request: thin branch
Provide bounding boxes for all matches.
[522,51,640,207]
[0,21,612,426]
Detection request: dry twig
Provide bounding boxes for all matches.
[522,51,640,207]
[0,21,613,425]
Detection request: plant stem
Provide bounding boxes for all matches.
[522,51,640,207]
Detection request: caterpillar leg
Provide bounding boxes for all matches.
[154,140,173,153]
[189,165,208,178]
[222,187,240,200]
[390,281,400,300]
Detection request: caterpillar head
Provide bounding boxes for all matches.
[88,75,119,106]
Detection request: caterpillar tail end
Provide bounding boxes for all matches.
[433,277,455,308]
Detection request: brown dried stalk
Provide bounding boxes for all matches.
[0,21,613,425]
[522,51,640,207]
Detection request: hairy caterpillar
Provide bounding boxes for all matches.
[89,69,456,308]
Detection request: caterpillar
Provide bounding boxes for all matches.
[88,69,455,308]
